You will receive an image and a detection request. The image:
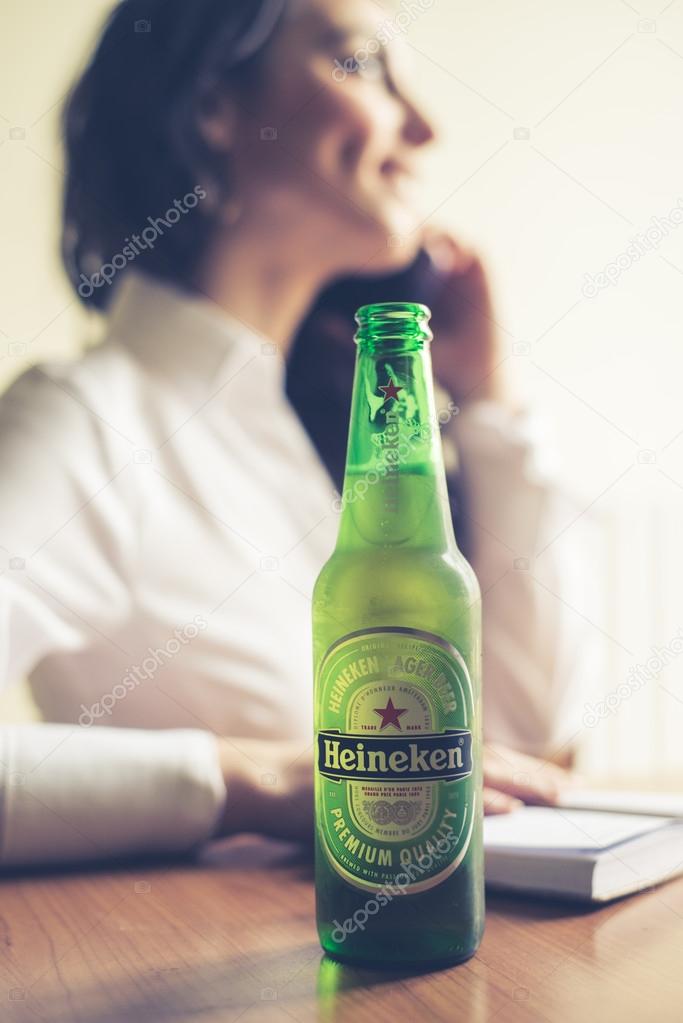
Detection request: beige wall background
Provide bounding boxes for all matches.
[2,0,683,779]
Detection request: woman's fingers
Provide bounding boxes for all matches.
[483,743,573,807]
[483,787,524,815]
[421,228,504,404]
[423,229,477,276]
[216,738,314,840]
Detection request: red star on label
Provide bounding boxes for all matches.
[378,379,402,404]
[373,697,408,730]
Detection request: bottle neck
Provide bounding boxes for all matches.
[336,343,457,554]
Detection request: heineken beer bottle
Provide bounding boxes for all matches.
[312,301,484,967]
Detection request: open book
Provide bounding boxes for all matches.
[484,798,683,902]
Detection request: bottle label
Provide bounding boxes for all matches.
[315,627,477,894]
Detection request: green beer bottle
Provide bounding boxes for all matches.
[312,301,484,967]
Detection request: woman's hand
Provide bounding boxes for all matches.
[483,743,573,815]
[215,737,574,840]
[215,738,313,841]
[423,231,511,408]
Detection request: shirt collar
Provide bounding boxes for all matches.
[106,270,286,396]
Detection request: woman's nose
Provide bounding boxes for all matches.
[402,98,436,148]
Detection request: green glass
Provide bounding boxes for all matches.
[313,302,484,968]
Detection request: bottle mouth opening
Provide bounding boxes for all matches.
[354,301,432,352]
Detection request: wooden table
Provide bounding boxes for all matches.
[2,836,682,1023]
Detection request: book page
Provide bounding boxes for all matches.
[483,807,668,852]
[558,788,683,819]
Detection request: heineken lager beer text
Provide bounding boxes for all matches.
[312,302,484,967]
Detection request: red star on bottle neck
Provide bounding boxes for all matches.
[373,697,408,730]
[379,379,402,404]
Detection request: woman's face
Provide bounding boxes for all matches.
[223,0,436,275]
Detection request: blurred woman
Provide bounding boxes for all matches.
[0,0,584,866]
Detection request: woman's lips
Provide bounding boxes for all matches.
[382,165,419,202]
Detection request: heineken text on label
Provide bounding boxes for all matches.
[318,730,473,782]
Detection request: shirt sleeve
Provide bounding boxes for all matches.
[0,365,134,683]
[0,366,227,865]
[0,725,227,866]
[448,400,601,758]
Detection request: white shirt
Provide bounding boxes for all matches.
[0,272,593,866]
